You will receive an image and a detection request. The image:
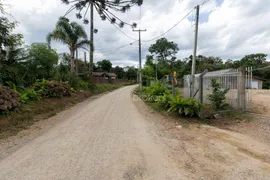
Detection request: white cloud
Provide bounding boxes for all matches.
[5,0,270,67]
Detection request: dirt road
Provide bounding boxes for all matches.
[1,85,270,180]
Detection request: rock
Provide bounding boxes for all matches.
[176,125,182,129]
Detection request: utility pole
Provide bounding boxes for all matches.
[89,2,94,74]
[133,29,147,90]
[191,5,200,97]
[76,49,78,75]
[155,59,158,81]
[84,52,87,65]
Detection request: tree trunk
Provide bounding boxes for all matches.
[70,49,75,72]
[89,2,94,75]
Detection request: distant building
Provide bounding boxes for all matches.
[92,72,117,80]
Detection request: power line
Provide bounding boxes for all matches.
[95,40,138,53]
[141,8,195,42]
[200,0,211,6]
[111,23,138,41]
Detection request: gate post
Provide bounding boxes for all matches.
[237,67,246,111]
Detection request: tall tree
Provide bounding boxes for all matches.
[25,44,59,83]
[96,59,112,72]
[0,7,24,84]
[60,0,143,74]
[112,66,125,79]
[149,38,179,63]
[47,18,90,72]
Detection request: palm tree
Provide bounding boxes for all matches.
[47,18,90,72]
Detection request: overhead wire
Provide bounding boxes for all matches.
[111,22,138,41]
[95,40,138,53]
[141,8,195,42]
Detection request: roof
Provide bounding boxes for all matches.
[106,73,117,77]
[93,72,105,76]
[92,72,117,77]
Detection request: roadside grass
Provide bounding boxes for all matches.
[0,83,134,139]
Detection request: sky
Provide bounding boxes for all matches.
[5,0,270,67]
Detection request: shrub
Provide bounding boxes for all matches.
[168,96,201,117]
[0,86,20,113]
[156,93,173,108]
[33,80,71,98]
[79,81,89,90]
[146,81,169,97]
[208,78,229,110]
[20,88,41,104]
[67,72,80,89]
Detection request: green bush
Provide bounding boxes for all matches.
[208,78,229,110]
[168,96,201,117]
[156,93,173,108]
[146,81,169,96]
[79,81,89,90]
[0,86,20,113]
[20,88,41,104]
[67,72,80,89]
[33,80,71,98]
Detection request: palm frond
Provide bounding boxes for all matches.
[76,39,91,49]
[70,22,88,39]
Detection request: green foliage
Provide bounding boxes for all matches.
[208,79,229,110]
[96,59,112,72]
[126,66,137,80]
[156,93,173,108]
[33,80,71,98]
[79,81,89,89]
[168,97,201,117]
[139,81,201,117]
[0,86,20,113]
[47,18,90,72]
[20,88,41,104]
[145,81,169,97]
[67,72,81,89]
[26,44,59,82]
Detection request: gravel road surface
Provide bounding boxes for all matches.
[1,85,270,180]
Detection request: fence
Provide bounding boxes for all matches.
[184,67,253,111]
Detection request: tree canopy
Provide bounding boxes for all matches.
[47,18,90,72]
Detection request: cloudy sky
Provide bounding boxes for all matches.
[5,0,270,67]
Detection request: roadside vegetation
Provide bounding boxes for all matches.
[136,82,202,117]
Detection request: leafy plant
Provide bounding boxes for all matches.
[146,81,169,97]
[208,78,229,110]
[168,97,201,117]
[20,88,41,104]
[0,86,20,113]
[79,81,89,90]
[33,80,71,98]
[156,93,173,108]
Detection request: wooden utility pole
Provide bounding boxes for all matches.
[133,29,147,90]
[89,2,94,74]
[191,5,200,97]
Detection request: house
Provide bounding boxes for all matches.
[92,72,117,79]
[249,77,263,89]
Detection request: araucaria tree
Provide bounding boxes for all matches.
[47,18,90,72]
[60,0,143,74]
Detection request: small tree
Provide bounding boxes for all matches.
[208,78,229,110]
